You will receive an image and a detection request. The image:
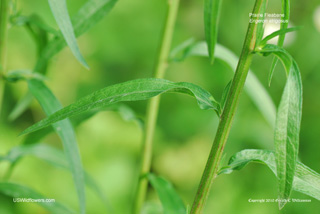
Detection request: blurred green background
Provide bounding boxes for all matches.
[0,0,319,213]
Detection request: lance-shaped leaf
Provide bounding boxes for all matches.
[21,78,219,135]
[0,182,75,213]
[48,0,88,68]
[147,173,186,214]
[36,0,117,72]
[219,149,320,201]
[258,26,302,47]
[27,79,86,214]
[204,0,222,63]
[268,0,290,85]
[170,41,276,127]
[0,144,112,213]
[258,44,303,209]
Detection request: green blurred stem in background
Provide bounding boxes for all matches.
[0,0,9,118]
[133,0,180,213]
[191,0,265,213]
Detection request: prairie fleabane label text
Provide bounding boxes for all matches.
[249,13,289,24]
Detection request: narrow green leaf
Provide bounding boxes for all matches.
[0,182,75,213]
[23,104,142,145]
[27,79,86,214]
[258,44,303,209]
[0,144,113,213]
[147,173,186,214]
[48,0,88,68]
[170,41,276,127]
[204,0,222,63]
[8,92,33,121]
[36,0,117,72]
[268,0,290,85]
[5,70,47,82]
[255,0,267,45]
[219,149,320,201]
[259,26,302,47]
[21,78,220,135]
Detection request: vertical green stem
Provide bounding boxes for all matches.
[191,0,264,213]
[133,0,180,213]
[0,0,9,119]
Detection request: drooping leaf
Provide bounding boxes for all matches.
[27,79,86,214]
[170,41,276,127]
[147,173,186,214]
[204,0,222,63]
[258,44,303,209]
[36,0,117,72]
[0,182,75,213]
[219,149,320,201]
[5,70,47,82]
[0,144,112,213]
[48,0,88,68]
[21,78,220,135]
[258,26,302,47]
[268,0,290,85]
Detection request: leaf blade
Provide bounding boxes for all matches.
[27,79,86,214]
[147,173,186,214]
[48,0,88,68]
[21,78,220,135]
[204,0,222,63]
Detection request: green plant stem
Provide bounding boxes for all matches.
[0,0,9,119]
[190,0,265,213]
[133,0,180,213]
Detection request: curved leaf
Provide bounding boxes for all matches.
[204,0,222,63]
[170,41,276,127]
[0,144,113,213]
[258,44,303,209]
[268,0,290,85]
[21,78,219,135]
[259,26,302,47]
[147,173,186,214]
[48,0,88,68]
[27,79,86,214]
[0,182,75,213]
[219,149,320,201]
[36,0,117,72]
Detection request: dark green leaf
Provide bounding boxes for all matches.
[258,44,303,209]
[48,0,88,68]
[147,173,186,214]
[35,0,117,72]
[21,78,220,135]
[170,41,276,127]
[219,150,320,201]
[0,182,75,213]
[27,79,86,214]
[204,0,222,63]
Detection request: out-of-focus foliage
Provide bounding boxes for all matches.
[0,0,319,213]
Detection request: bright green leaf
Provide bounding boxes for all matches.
[147,173,186,214]
[36,0,117,72]
[219,149,320,201]
[204,0,222,63]
[0,182,75,213]
[170,41,276,127]
[21,78,220,135]
[48,0,88,68]
[259,26,302,47]
[27,79,86,214]
[258,44,303,209]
